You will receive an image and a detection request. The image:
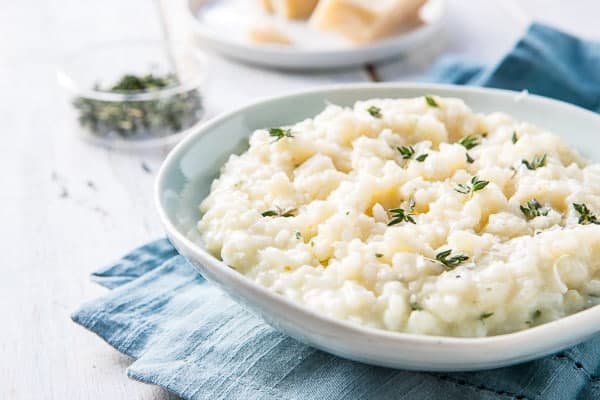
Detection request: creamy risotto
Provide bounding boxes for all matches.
[198,96,600,337]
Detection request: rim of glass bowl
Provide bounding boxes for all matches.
[56,38,206,102]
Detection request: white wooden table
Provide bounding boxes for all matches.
[3,1,599,398]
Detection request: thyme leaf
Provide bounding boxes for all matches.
[522,154,547,170]
[397,145,427,162]
[367,106,382,118]
[573,203,600,225]
[520,199,549,220]
[435,249,469,269]
[261,206,297,218]
[387,200,416,226]
[455,176,489,195]
[269,127,294,142]
[480,312,494,321]
[397,145,415,159]
[458,135,479,150]
[425,95,438,107]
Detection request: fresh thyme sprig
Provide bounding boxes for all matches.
[573,203,600,225]
[520,199,548,220]
[397,145,415,159]
[397,145,428,162]
[269,127,294,142]
[522,154,547,170]
[387,199,416,226]
[455,176,489,195]
[458,135,479,150]
[261,206,297,217]
[425,95,438,107]
[367,105,382,118]
[435,249,469,269]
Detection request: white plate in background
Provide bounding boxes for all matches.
[186,0,446,70]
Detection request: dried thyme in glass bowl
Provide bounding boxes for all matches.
[58,40,205,148]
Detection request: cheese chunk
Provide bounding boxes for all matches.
[310,0,426,43]
[248,26,293,45]
[259,0,274,13]
[259,0,319,19]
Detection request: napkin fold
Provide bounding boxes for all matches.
[426,24,600,112]
[73,23,600,400]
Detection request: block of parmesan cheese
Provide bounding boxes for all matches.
[258,0,319,19]
[259,0,274,13]
[248,26,293,45]
[310,0,426,43]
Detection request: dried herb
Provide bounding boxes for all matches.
[512,131,518,144]
[375,253,383,258]
[73,73,203,139]
[466,153,475,164]
[436,249,469,269]
[410,302,422,311]
[367,105,382,118]
[520,199,549,220]
[415,153,429,162]
[573,203,600,225]
[522,154,547,170]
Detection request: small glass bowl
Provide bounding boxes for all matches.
[57,39,206,149]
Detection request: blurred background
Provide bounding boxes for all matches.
[2,0,599,398]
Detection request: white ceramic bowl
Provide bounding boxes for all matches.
[155,83,600,371]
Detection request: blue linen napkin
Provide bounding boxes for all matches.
[73,23,600,399]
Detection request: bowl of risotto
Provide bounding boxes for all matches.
[155,84,600,370]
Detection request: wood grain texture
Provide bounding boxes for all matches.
[1,0,598,398]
